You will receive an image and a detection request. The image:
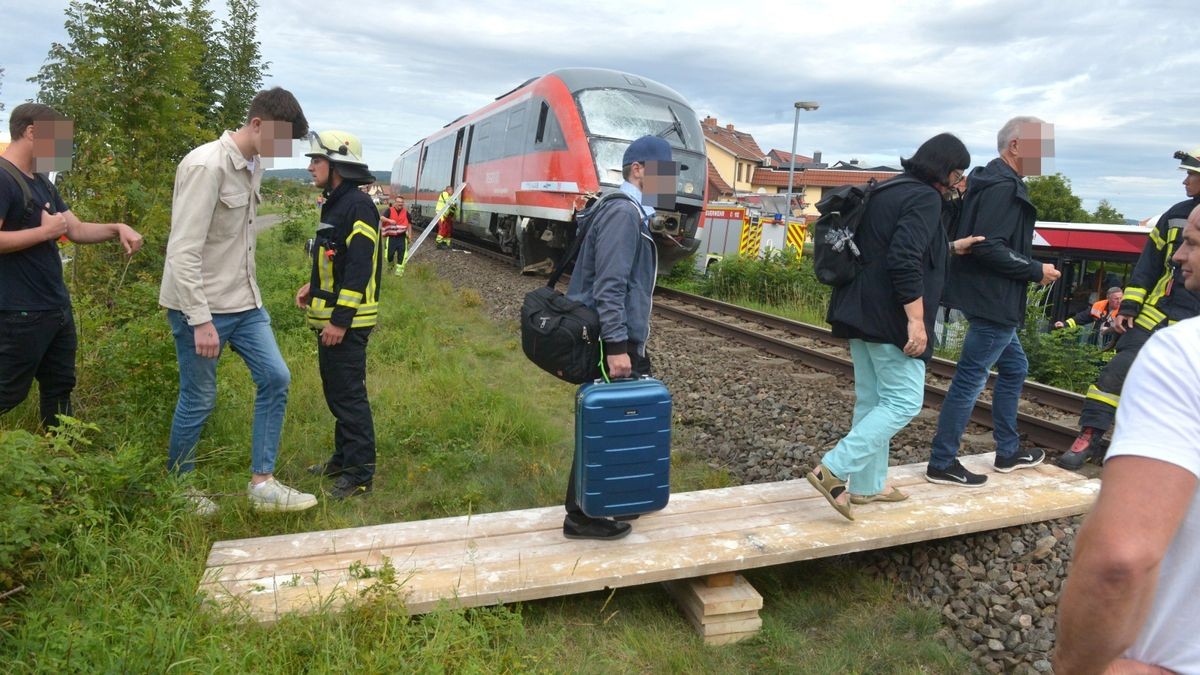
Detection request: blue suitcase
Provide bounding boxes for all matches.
[574,377,672,518]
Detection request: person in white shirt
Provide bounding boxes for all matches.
[1055,202,1200,674]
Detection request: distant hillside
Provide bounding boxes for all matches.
[265,168,391,183]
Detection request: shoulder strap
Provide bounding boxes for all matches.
[0,157,36,223]
[546,192,642,289]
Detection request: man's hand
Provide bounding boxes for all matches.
[903,319,927,357]
[320,323,346,347]
[295,283,311,309]
[193,321,220,359]
[39,206,68,241]
[1114,314,1135,334]
[606,352,632,378]
[1039,263,1062,286]
[951,235,986,255]
[1101,658,1176,674]
[116,223,144,255]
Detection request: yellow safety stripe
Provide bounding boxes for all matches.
[1123,286,1146,305]
[337,289,363,308]
[1135,304,1167,331]
[1065,318,1078,328]
[1086,385,1120,409]
[1149,227,1166,249]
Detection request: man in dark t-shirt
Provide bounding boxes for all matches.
[0,103,144,427]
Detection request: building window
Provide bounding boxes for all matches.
[736,163,742,182]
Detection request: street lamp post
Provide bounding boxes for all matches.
[784,100,819,224]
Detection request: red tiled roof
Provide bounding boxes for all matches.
[707,158,733,197]
[701,118,766,161]
[753,168,902,188]
[767,149,813,169]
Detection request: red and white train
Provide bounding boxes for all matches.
[391,68,708,270]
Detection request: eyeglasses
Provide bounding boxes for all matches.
[947,170,965,186]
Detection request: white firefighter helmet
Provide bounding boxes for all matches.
[1175,146,1200,174]
[306,130,374,183]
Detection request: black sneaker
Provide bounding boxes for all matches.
[327,476,372,500]
[563,514,632,541]
[994,448,1045,473]
[306,460,344,477]
[925,461,988,487]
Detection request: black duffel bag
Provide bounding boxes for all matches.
[520,192,638,383]
[520,286,600,384]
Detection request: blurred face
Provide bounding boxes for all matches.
[1010,121,1055,177]
[1107,290,1123,307]
[251,119,295,158]
[308,156,331,188]
[1171,206,1200,292]
[640,160,677,209]
[938,168,966,196]
[396,198,404,209]
[1183,171,1200,198]
[31,119,74,172]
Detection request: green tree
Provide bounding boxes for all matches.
[184,0,223,132]
[1026,173,1089,222]
[216,0,270,131]
[1090,199,1125,224]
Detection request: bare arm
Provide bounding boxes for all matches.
[0,208,68,254]
[1055,455,1197,674]
[63,210,144,254]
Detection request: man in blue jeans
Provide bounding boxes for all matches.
[160,88,316,514]
[926,117,1062,486]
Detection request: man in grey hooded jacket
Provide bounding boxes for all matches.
[562,134,673,540]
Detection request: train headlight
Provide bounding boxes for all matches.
[684,183,695,194]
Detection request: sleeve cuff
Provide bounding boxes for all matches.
[603,340,628,355]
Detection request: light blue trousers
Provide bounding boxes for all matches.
[822,339,925,496]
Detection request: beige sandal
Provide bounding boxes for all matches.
[806,464,854,521]
[850,487,909,505]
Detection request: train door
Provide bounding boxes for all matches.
[451,127,466,189]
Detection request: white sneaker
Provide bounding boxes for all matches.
[248,478,318,512]
[183,487,218,516]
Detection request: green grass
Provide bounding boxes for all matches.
[0,229,971,672]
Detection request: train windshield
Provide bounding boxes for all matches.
[576,88,706,197]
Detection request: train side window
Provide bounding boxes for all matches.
[504,104,527,157]
[534,101,566,150]
[473,119,492,164]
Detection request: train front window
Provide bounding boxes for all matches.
[576,89,702,152]
[576,88,705,195]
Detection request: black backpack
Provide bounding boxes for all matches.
[811,176,919,286]
[0,157,57,226]
[520,192,640,383]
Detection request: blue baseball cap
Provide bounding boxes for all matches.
[622,135,672,167]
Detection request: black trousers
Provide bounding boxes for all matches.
[387,236,407,264]
[0,308,76,427]
[318,327,376,483]
[564,348,652,520]
[1078,324,1153,432]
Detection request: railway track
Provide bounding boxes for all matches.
[653,287,1083,452]
[436,234,1082,452]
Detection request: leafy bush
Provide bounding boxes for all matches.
[698,250,830,316]
[0,419,153,590]
[278,194,318,245]
[1020,285,1110,392]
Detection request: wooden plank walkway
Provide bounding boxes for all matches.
[199,453,1099,625]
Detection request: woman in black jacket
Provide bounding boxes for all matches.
[806,133,978,520]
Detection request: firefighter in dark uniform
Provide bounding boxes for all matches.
[1058,147,1200,470]
[295,130,383,498]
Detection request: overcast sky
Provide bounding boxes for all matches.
[3,0,1198,219]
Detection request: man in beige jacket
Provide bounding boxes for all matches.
[160,87,314,515]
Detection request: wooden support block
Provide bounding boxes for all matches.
[664,573,764,644]
[704,572,736,588]
[703,630,759,646]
